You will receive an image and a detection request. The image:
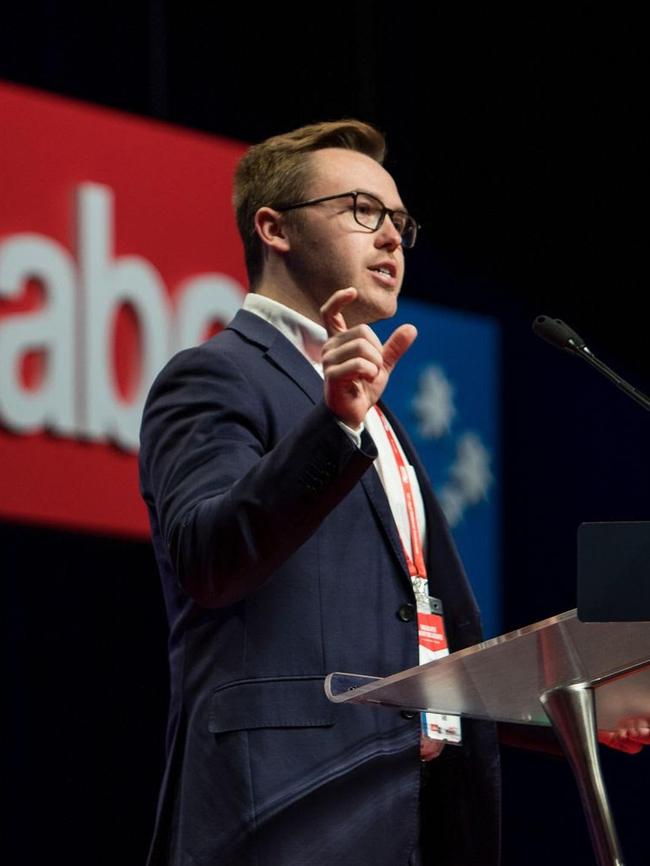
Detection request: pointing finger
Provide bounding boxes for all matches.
[382,324,417,372]
[320,287,358,337]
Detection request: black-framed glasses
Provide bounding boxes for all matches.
[274,190,420,249]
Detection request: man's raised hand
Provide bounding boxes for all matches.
[320,287,417,429]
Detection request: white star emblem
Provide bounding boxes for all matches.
[440,432,493,526]
[411,365,456,439]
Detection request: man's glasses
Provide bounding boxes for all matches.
[274,190,419,249]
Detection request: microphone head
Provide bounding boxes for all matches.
[532,315,586,353]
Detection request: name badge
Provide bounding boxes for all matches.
[414,589,462,744]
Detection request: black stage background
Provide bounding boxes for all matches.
[2,4,649,864]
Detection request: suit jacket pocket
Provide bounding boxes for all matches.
[208,675,337,734]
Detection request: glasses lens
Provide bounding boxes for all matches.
[388,211,417,248]
[353,193,418,248]
[353,193,384,230]
[399,215,417,248]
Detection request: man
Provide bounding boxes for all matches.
[139,119,498,866]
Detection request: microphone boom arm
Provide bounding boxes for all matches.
[533,315,650,413]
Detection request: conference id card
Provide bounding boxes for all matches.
[415,591,462,745]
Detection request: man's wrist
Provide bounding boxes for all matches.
[336,418,365,448]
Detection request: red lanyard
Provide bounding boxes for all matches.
[374,406,427,580]
[375,409,461,743]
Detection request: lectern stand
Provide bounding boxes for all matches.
[325,611,650,866]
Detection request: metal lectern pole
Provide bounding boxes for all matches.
[541,684,624,866]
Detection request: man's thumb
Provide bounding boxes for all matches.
[382,324,417,372]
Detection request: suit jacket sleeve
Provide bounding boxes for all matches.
[139,341,378,608]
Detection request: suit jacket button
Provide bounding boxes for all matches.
[401,710,417,720]
[397,603,416,622]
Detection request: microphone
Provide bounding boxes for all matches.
[532,315,650,412]
[532,315,588,353]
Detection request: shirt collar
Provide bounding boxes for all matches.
[243,293,327,365]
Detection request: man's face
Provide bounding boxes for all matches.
[283,148,407,326]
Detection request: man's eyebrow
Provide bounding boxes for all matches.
[356,189,410,213]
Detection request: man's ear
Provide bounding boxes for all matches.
[254,207,291,253]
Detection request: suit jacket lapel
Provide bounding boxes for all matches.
[359,464,411,584]
[227,309,323,404]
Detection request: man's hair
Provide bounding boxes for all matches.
[233,119,386,288]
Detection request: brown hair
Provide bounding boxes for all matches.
[233,119,386,288]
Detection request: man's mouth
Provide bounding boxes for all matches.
[368,263,398,285]
[369,261,397,278]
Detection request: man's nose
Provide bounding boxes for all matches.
[375,214,402,249]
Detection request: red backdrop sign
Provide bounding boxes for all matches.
[0,82,248,537]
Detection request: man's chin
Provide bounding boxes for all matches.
[336,282,398,325]
[362,295,400,325]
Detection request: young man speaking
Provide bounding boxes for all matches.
[140,120,500,866]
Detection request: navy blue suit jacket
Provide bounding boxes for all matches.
[140,309,500,866]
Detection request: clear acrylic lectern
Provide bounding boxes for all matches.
[325,610,650,866]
